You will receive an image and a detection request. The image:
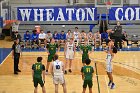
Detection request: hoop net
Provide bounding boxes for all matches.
[105,1,112,9]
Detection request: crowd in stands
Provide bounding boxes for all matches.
[11,24,131,50]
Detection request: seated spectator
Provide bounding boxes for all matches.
[13,31,22,42]
[66,30,74,42]
[101,31,109,44]
[23,30,31,48]
[31,30,39,48]
[122,31,128,46]
[94,31,102,49]
[59,31,66,44]
[46,31,53,43]
[53,31,60,42]
[80,30,87,43]
[87,31,94,46]
[38,30,46,48]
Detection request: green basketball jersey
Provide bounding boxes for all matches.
[80,45,92,56]
[47,43,58,55]
[32,63,45,78]
[81,66,94,80]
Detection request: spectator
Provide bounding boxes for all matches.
[23,30,31,48]
[122,31,128,46]
[59,31,66,44]
[113,21,123,50]
[46,31,53,43]
[38,30,46,48]
[101,31,109,44]
[87,31,94,46]
[66,30,73,42]
[13,31,22,42]
[80,30,87,42]
[53,31,60,42]
[94,31,102,49]
[31,30,39,48]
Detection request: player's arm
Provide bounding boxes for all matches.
[62,62,65,73]
[81,67,84,80]
[45,44,50,55]
[110,50,114,60]
[42,65,45,82]
[64,43,67,55]
[73,43,76,54]
[32,64,34,81]
[57,44,60,53]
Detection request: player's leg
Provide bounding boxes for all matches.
[33,78,38,93]
[83,80,88,93]
[69,59,72,73]
[61,76,67,93]
[65,58,68,74]
[42,86,46,93]
[34,87,38,93]
[55,84,59,93]
[88,80,93,93]
[46,55,53,73]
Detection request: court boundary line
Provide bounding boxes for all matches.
[0,51,12,66]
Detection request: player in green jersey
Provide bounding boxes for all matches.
[80,39,92,66]
[81,58,94,93]
[32,57,46,93]
[46,38,60,74]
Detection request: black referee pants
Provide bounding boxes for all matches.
[14,55,20,73]
[114,36,122,49]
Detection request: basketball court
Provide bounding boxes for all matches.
[0,0,140,93]
[0,39,140,93]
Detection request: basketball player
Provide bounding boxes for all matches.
[80,30,87,45]
[87,31,94,47]
[80,39,92,66]
[94,31,102,49]
[73,27,80,48]
[50,54,67,93]
[46,38,60,74]
[66,30,74,42]
[104,40,117,89]
[81,58,94,93]
[32,57,46,93]
[64,38,76,74]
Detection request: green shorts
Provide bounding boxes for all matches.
[82,55,89,63]
[33,77,44,87]
[83,80,93,88]
[47,54,54,62]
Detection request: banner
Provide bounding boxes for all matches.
[109,6,140,20]
[17,6,97,21]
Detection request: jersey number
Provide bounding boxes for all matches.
[56,65,60,69]
[36,65,40,70]
[86,68,90,73]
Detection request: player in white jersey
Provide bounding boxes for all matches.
[50,54,67,93]
[73,27,80,47]
[104,40,117,89]
[66,30,74,42]
[64,38,76,74]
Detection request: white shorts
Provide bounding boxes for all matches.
[66,51,74,59]
[106,58,112,72]
[53,75,65,85]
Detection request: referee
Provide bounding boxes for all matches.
[12,38,22,74]
[113,21,123,50]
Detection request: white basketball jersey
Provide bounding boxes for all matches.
[66,42,74,53]
[73,31,79,40]
[52,60,63,76]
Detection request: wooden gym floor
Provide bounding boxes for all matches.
[0,38,140,93]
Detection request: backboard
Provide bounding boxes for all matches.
[95,0,123,8]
